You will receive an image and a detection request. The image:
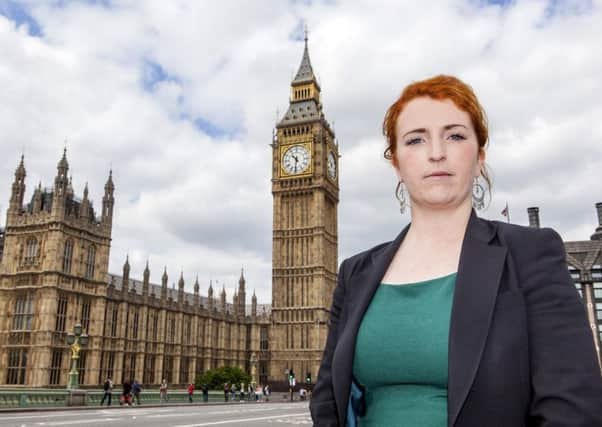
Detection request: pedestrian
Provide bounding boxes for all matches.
[100,377,113,406]
[230,383,236,401]
[255,384,262,402]
[310,75,602,426]
[239,382,245,402]
[159,379,168,403]
[223,382,229,402]
[132,379,141,405]
[299,387,306,401]
[121,379,132,406]
[263,384,270,402]
[202,383,209,402]
[188,383,194,403]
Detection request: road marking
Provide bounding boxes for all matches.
[172,412,309,426]
[0,413,95,420]
[33,418,122,426]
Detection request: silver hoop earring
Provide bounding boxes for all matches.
[472,177,485,210]
[395,181,407,214]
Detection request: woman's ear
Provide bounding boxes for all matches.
[476,148,486,177]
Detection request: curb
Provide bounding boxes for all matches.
[0,399,305,413]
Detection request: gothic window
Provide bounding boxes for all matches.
[85,245,96,279]
[259,361,268,387]
[170,315,176,344]
[163,356,173,384]
[12,294,33,331]
[146,310,156,342]
[260,326,269,351]
[179,357,190,384]
[224,323,231,349]
[78,351,87,384]
[24,237,39,265]
[153,311,159,341]
[195,357,203,377]
[99,351,115,383]
[56,295,68,332]
[212,323,218,348]
[6,349,28,384]
[62,239,73,273]
[49,349,63,385]
[80,300,91,332]
[131,306,139,340]
[143,355,155,384]
[197,319,204,347]
[107,303,119,337]
[183,317,191,343]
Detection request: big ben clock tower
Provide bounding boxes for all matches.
[270,33,339,385]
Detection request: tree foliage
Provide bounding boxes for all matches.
[195,366,252,390]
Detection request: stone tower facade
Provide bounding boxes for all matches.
[270,35,339,385]
[0,150,113,386]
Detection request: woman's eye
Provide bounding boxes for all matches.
[448,133,466,141]
[405,138,422,145]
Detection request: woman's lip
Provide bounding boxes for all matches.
[426,173,452,177]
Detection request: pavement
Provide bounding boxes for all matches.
[0,401,312,426]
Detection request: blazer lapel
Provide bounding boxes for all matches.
[447,211,506,427]
[332,223,410,425]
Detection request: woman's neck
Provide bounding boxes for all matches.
[405,201,472,248]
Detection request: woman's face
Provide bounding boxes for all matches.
[393,97,484,211]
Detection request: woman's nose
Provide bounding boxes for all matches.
[428,138,446,161]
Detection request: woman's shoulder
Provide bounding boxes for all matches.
[340,240,393,274]
[486,217,565,257]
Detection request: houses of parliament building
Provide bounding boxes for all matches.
[0,37,339,389]
[1,38,602,389]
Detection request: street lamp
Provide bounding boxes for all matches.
[66,323,88,390]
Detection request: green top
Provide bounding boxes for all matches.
[352,272,457,427]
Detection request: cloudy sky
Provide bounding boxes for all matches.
[1,0,600,303]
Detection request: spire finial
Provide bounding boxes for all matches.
[304,23,308,45]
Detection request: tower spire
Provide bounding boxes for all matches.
[9,155,26,214]
[293,29,316,84]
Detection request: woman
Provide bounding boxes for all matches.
[159,379,168,402]
[309,75,602,426]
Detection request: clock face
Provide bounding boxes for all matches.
[282,145,311,175]
[327,151,337,179]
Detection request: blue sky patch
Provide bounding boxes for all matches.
[544,0,593,19]
[193,116,232,139]
[0,0,42,37]
[483,0,514,6]
[142,59,180,92]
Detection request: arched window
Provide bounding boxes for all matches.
[85,245,96,279]
[25,237,39,265]
[62,239,73,273]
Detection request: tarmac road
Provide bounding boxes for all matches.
[0,402,312,427]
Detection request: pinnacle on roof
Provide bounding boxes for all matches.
[292,30,316,84]
[16,155,26,177]
[105,170,114,192]
[57,148,69,171]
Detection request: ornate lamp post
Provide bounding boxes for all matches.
[66,323,88,390]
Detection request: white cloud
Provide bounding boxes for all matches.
[0,0,600,304]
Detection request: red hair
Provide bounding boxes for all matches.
[383,75,491,189]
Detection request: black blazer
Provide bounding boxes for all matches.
[310,210,602,426]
